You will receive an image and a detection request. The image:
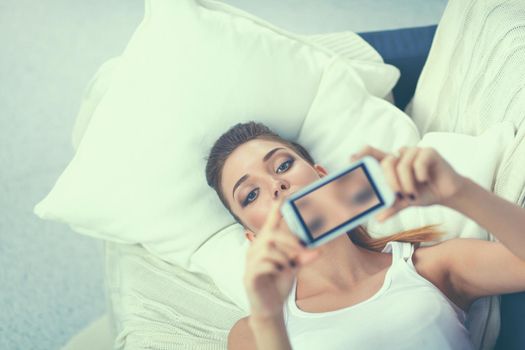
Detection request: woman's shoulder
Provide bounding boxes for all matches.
[412,238,465,273]
[410,240,472,311]
[228,316,256,350]
[411,242,446,280]
[410,239,461,277]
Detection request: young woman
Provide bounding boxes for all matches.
[205,121,525,350]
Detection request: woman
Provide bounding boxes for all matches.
[205,121,525,350]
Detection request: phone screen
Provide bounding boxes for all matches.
[290,164,383,242]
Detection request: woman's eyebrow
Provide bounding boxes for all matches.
[231,147,285,199]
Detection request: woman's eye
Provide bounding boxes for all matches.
[276,159,294,173]
[242,188,259,206]
[348,189,375,205]
[307,217,325,234]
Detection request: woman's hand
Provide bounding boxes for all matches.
[244,199,320,321]
[350,145,467,222]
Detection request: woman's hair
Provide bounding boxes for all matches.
[205,121,444,252]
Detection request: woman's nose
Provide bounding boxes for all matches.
[274,180,290,198]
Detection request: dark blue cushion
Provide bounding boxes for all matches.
[495,292,525,350]
[357,25,437,111]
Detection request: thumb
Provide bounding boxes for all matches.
[350,145,388,163]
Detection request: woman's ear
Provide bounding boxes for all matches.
[314,164,328,177]
[245,230,256,242]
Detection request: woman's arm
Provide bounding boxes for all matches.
[248,313,292,350]
[352,145,525,261]
[431,177,525,302]
[236,200,320,350]
[430,238,525,303]
[351,145,525,301]
[228,314,291,350]
[228,314,292,350]
[444,176,525,260]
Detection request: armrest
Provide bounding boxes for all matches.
[357,25,437,111]
[495,292,525,349]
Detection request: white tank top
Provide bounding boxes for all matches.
[283,241,474,350]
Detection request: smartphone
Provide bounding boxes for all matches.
[280,156,395,248]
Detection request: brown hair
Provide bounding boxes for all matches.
[205,121,444,252]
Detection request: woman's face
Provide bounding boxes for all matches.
[294,167,380,238]
[221,138,326,235]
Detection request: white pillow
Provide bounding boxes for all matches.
[193,53,515,311]
[34,0,401,268]
[70,31,398,153]
[306,31,398,100]
[71,57,121,151]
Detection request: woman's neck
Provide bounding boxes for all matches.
[296,235,392,297]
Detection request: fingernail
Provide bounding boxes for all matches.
[408,194,416,201]
[289,260,296,268]
[396,192,404,200]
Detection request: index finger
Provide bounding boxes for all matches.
[262,198,286,231]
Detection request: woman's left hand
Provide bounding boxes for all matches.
[350,145,467,222]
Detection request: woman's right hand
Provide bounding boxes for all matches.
[243,199,321,321]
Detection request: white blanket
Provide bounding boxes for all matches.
[105,242,246,350]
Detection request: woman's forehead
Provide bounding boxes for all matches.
[222,139,291,186]
[238,138,286,156]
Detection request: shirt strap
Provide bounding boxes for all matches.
[382,241,415,267]
[400,241,416,268]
